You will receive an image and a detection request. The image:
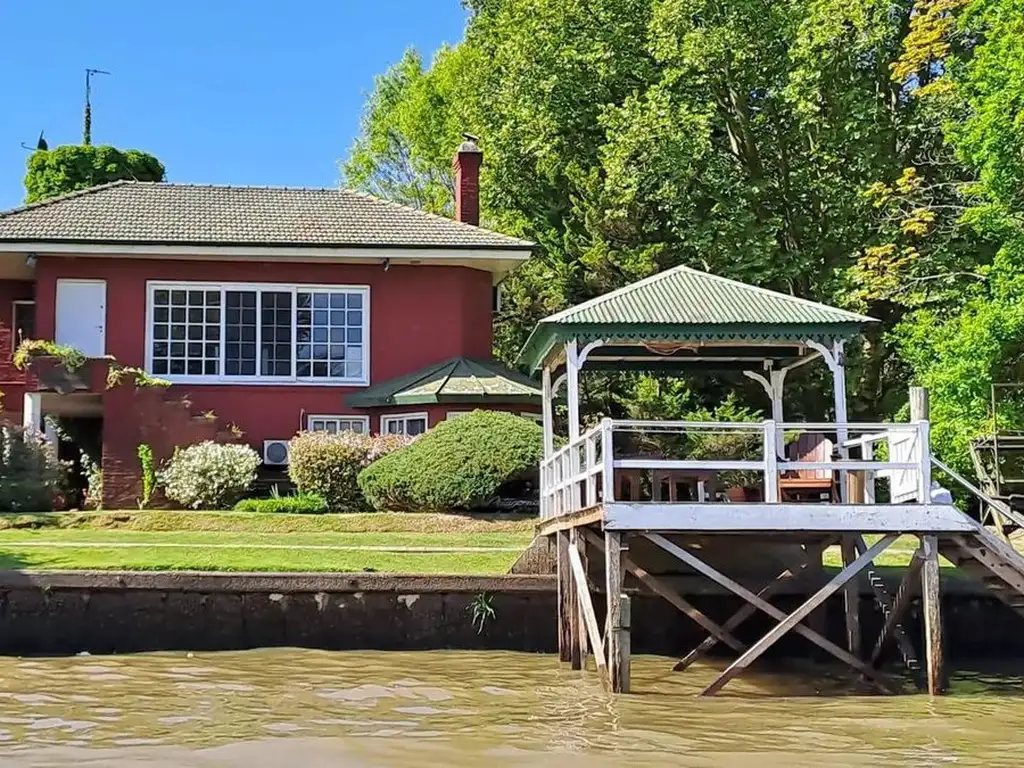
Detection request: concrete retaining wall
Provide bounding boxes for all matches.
[0,570,1021,662]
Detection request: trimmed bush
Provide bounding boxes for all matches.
[357,410,543,511]
[233,494,328,514]
[0,426,68,512]
[288,431,413,511]
[159,441,260,510]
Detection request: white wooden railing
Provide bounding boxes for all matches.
[539,419,932,520]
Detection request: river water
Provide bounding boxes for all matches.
[0,649,1022,766]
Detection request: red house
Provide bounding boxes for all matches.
[0,141,541,506]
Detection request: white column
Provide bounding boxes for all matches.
[831,341,850,503]
[542,366,554,458]
[566,339,581,441]
[43,418,59,450]
[744,368,787,456]
[22,392,42,434]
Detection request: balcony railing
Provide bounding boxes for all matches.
[539,419,931,520]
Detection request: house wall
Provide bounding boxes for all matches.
[0,279,35,425]
[35,257,496,444]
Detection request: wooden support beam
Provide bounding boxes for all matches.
[605,531,624,691]
[556,531,572,664]
[700,534,899,696]
[575,530,590,666]
[921,534,946,695]
[565,530,582,670]
[618,595,631,693]
[841,536,862,658]
[567,534,606,673]
[644,533,894,692]
[869,545,924,668]
[855,535,920,674]
[582,528,746,654]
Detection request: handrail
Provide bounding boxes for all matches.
[931,455,1024,530]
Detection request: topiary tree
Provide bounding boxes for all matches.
[24,144,166,203]
[357,410,544,512]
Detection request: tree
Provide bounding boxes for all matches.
[343,0,1024,450]
[24,145,166,204]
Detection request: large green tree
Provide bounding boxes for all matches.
[24,144,166,204]
[344,0,1024,456]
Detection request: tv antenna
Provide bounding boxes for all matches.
[20,130,47,152]
[83,68,110,146]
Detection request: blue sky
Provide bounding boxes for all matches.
[0,1,468,210]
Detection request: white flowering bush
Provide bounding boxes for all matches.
[159,441,260,510]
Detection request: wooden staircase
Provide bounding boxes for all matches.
[939,526,1024,619]
[931,456,1024,618]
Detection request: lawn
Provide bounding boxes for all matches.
[0,511,537,574]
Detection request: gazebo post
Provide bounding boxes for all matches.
[744,366,787,457]
[565,339,582,443]
[542,366,554,458]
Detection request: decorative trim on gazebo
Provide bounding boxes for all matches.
[345,356,542,408]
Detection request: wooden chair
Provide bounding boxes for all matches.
[779,433,836,502]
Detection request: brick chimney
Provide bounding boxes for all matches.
[453,135,483,226]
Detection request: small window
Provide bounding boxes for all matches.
[307,415,369,434]
[492,284,503,313]
[382,412,429,436]
[446,411,471,420]
[11,301,35,351]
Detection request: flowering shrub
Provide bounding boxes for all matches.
[288,431,414,511]
[159,441,260,509]
[0,426,68,512]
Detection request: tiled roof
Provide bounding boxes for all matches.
[517,265,877,370]
[0,181,534,250]
[346,357,541,407]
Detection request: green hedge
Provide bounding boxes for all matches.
[357,410,543,511]
[233,495,328,514]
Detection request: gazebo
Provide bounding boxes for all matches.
[514,265,1015,699]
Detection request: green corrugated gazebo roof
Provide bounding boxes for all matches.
[517,265,877,371]
[346,357,542,408]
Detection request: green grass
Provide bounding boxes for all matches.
[0,510,538,574]
[0,546,518,574]
[821,534,966,569]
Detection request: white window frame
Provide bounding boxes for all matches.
[144,281,370,386]
[306,414,370,434]
[521,412,543,423]
[445,411,472,420]
[381,411,430,436]
[11,300,35,352]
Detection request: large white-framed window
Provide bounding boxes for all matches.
[381,412,429,436]
[145,281,369,385]
[307,414,369,434]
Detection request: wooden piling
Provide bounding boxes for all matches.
[618,594,631,693]
[605,531,627,692]
[921,533,946,695]
[840,535,862,658]
[575,529,589,666]
[556,531,572,663]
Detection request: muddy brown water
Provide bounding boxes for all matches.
[0,650,1023,766]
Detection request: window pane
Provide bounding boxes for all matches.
[296,290,364,380]
[12,302,35,346]
[225,290,257,377]
[154,287,219,378]
[260,291,292,377]
[407,418,427,436]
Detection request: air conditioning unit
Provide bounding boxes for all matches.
[263,439,290,467]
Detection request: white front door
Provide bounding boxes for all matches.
[55,279,106,357]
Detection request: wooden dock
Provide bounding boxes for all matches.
[538,416,1024,696]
